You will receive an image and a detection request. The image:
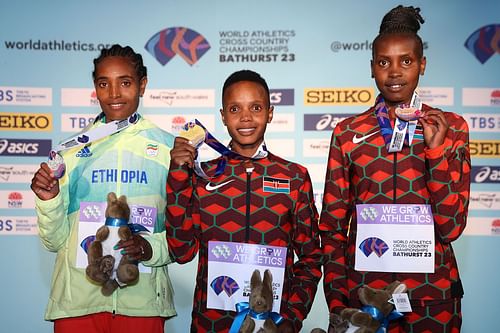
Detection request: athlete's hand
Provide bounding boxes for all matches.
[171,137,197,168]
[117,234,152,261]
[30,162,60,200]
[419,109,449,149]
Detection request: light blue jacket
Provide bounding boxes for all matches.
[36,115,176,320]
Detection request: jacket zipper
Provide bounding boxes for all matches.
[392,151,397,282]
[245,166,253,242]
[393,152,397,203]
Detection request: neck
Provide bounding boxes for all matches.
[230,140,263,158]
[387,106,397,120]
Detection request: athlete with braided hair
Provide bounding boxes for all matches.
[320,6,470,332]
[31,44,176,333]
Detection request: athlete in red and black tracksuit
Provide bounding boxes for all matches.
[320,103,470,332]
[166,152,322,332]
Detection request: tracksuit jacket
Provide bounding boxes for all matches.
[319,104,471,313]
[36,115,177,320]
[166,151,322,332]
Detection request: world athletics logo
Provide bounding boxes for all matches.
[464,24,500,64]
[145,27,210,66]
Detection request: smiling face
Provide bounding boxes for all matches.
[371,33,426,110]
[220,80,273,157]
[93,56,147,122]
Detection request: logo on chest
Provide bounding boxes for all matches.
[263,177,290,194]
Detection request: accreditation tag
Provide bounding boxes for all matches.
[392,293,412,313]
[388,118,408,152]
[388,91,422,152]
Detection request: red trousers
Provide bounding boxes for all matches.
[54,312,165,333]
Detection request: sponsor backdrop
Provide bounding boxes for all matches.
[1,0,499,331]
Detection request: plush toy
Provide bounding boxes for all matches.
[85,192,139,296]
[310,281,407,333]
[230,269,283,333]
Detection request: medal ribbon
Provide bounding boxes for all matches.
[47,112,140,178]
[190,119,268,179]
[375,95,417,153]
[52,112,140,153]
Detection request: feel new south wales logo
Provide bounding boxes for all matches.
[145,27,210,66]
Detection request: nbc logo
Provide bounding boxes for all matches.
[145,27,210,66]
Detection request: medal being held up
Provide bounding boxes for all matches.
[388,91,423,152]
[179,120,206,148]
[395,91,424,121]
[47,150,66,179]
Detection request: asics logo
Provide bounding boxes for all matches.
[205,179,234,191]
[352,130,379,144]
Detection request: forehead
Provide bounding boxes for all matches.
[373,34,420,57]
[94,56,136,78]
[223,80,268,101]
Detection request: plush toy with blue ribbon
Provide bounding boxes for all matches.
[229,269,284,333]
[86,192,147,296]
[311,281,407,333]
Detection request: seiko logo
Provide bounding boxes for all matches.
[352,131,379,144]
[0,113,52,130]
[205,179,235,191]
[304,88,374,106]
[469,141,500,157]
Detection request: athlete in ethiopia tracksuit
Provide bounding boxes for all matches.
[166,148,322,332]
[319,100,471,332]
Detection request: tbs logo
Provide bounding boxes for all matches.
[466,115,500,130]
[0,89,14,102]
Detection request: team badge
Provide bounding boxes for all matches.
[263,177,290,194]
[146,143,159,157]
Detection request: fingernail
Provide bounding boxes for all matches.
[113,245,119,250]
[120,250,126,255]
